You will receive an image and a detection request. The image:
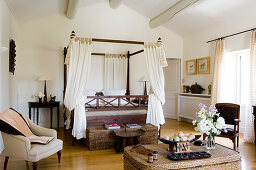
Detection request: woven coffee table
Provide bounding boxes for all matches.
[123,143,241,170]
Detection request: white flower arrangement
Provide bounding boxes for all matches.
[192,103,227,135]
[32,92,45,99]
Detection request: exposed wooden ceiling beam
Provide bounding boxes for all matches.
[149,0,200,28]
[66,0,81,19]
[109,0,123,9]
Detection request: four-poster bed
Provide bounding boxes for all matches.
[63,31,166,145]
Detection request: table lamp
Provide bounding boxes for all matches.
[38,75,52,102]
[139,76,150,96]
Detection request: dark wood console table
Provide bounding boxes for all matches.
[28,101,60,129]
[252,106,256,145]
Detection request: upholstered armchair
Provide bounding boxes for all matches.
[1,113,63,170]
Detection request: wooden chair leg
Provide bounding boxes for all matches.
[237,136,239,148]
[32,162,38,170]
[57,150,62,163]
[233,138,237,151]
[203,134,206,140]
[4,156,9,170]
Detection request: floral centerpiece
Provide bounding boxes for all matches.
[192,103,227,149]
[32,92,45,103]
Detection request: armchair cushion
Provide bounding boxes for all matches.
[0,109,54,144]
[28,138,63,162]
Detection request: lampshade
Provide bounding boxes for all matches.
[37,75,52,81]
[139,75,149,82]
[0,47,8,52]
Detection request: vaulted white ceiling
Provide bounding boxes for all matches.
[4,0,256,36]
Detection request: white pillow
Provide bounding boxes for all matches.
[103,89,127,105]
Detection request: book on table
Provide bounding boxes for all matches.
[105,123,120,129]
[126,124,142,128]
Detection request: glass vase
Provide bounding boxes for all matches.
[206,133,215,149]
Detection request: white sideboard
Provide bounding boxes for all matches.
[178,93,211,121]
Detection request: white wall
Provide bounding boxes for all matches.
[0,0,19,153]
[17,2,183,128]
[182,14,256,92]
[182,13,256,132]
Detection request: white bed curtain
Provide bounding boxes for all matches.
[211,39,226,106]
[64,38,92,139]
[244,30,256,143]
[104,54,127,90]
[144,42,168,128]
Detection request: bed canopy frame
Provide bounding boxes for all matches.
[64,31,161,98]
[63,31,162,144]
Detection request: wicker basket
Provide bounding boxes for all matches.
[86,124,158,151]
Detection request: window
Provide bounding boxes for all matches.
[218,49,250,131]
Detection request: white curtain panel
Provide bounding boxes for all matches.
[244,31,256,143]
[64,38,92,139]
[211,39,226,106]
[104,54,127,90]
[144,42,168,128]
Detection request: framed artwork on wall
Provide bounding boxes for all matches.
[197,56,210,74]
[186,59,197,75]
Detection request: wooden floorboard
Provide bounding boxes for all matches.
[0,119,255,170]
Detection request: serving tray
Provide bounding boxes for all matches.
[168,151,211,161]
[158,135,201,145]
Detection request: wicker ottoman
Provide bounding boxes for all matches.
[86,124,158,151]
[123,143,241,170]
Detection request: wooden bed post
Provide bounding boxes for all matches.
[63,47,67,99]
[126,51,130,96]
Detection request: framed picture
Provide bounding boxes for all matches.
[186,59,197,75]
[197,56,210,74]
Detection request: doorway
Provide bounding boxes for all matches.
[163,58,181,119]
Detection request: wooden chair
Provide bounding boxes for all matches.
[203,103,240,150]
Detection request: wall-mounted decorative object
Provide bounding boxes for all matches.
[197,56,210,74]
[186,59,197,75]
[9,39,16,75]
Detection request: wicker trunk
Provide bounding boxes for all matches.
[86,124,158,151]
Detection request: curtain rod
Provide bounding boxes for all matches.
[92,38,144,45]
[91,53,127,56]
[206,27,256,43]
[70,31,161,45]
[91,53,105,56]
[130,49,144,56]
